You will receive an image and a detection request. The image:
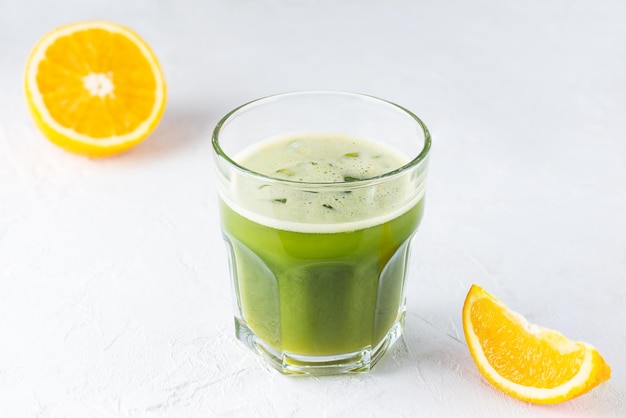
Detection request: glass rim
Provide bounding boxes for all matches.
[211,90,432,187]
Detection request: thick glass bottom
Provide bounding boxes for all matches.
[234,311,406,375]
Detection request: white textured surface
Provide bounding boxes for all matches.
[1,0,625,416]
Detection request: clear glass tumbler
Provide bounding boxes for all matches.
[212,91,431,375]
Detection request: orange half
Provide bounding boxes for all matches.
[24,20,166,157]
[462,284,610,404]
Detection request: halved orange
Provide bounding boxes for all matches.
[24,20,166,157]
[463,284,610,404]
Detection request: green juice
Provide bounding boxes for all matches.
[219,134,426,358]
[221,198,423,356]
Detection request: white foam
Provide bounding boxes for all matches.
[220,189,424,234]
[220,133,426,233]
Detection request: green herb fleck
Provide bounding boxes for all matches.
[344,152,359,158]
[322,204,334,209]
[273,198,287,204]
[343,176,361,182]
[275,168,295,176]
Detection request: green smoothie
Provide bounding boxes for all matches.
[219,134,425,357]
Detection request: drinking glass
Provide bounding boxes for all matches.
[212,91,431,375]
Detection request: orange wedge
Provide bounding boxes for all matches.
[24,20,166,157]
[462,284,610,404]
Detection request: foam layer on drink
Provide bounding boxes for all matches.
[220,133,426,233]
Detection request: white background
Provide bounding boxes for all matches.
[1,0,625,417]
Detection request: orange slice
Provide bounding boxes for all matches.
[24,20,166,157]
[462,284,610,404]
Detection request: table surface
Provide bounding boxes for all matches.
[1,1,625,417]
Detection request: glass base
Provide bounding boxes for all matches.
[234,313,405,376]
